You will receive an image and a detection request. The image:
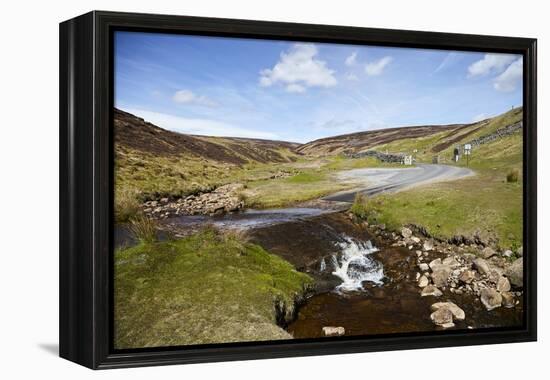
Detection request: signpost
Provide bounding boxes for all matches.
[464,143,472,167]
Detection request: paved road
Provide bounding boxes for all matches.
[323,164,474,203]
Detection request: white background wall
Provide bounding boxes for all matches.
[0,0,546,378]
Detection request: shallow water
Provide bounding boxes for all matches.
[169,207,332,230]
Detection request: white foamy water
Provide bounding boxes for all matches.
[331,236,384,292]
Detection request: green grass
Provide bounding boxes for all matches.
[115,146,398,212]
[285,171,325,184]
[350,193,371,220]
[114,228,313,348]
[358,132,523,249]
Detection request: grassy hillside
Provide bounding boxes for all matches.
[114,228,313,348]
[296,123,464,156]
[351,108,524,249]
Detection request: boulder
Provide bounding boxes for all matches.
[430,302,465,320]
[418,263,430,272]
[421,285,443,297]
[501,291,516,308]
[502,249,513,258]
[505,258,523,288]
[442,256,460,268]
[418,275,429,288]
[429,258,442,270]
[459,270,475,284]
[401,227,412,239]
[430,308,455,328]
[411,236,421,244]
[322,326,345,337]
[423,239,434,251]
[481,247,496,259]
[480,288,502,311]
[496,276,511,293]
[473,258,490,275]
[431,266,452,287]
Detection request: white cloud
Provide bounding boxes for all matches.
[259,43,337,93]
[172,89,218,107]
[125,108,279,139]
[365,56,393,76]
[345,51,357,66]
[467,53,516,77]
[345,73,359,81]
[286,83,306,93]
[494,58,523,92]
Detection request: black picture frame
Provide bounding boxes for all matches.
[59,10,537,369]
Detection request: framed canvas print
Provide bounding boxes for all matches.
[59,11,537,369]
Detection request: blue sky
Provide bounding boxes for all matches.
[114,31,523,143]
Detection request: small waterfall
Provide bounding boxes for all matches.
[331,236,384,292]
[319,258,326,272]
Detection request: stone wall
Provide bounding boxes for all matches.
[345,150,406,163]
[467,121,522,148]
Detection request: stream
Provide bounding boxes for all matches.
[116,205,523,337]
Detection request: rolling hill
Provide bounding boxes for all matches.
[114,108,300,165]
[297,106,523,162]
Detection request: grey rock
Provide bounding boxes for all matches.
[421,285,443,297]
[502,249,513,258]
[473,258,490,275]
[505,257,523,288]
[432,266,452,287]
[322,326,345,337]
[418,263,430,272]
[423,239,434,251]
[418,275,429,288]
[442,256,460,268]
[501,291,516,308]
[496,276,511,293]
[430,302,465,320]
[430,308,454,328]
[481,247,496,259]
[459,270,476,284]
[401,227,412,239]
[429,258,442,270]
[480,288,502,311]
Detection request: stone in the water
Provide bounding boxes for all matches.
[501,291,516,308]
[401,227,412,239]
[429,258,442,270]
[421,285,443,297]
[480,288,502,311]
[497,276,511,293]
[473,258,490,275]
[431,266,451,287]
[322,326,345,337]
[418,275,429,287]
[505,257,523,288]
[430,308,454,328]
[481,247,496,259]
[423,239,434,251]
[459,270,475,284]
[430,302,465,320]
[418,263,430,272]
